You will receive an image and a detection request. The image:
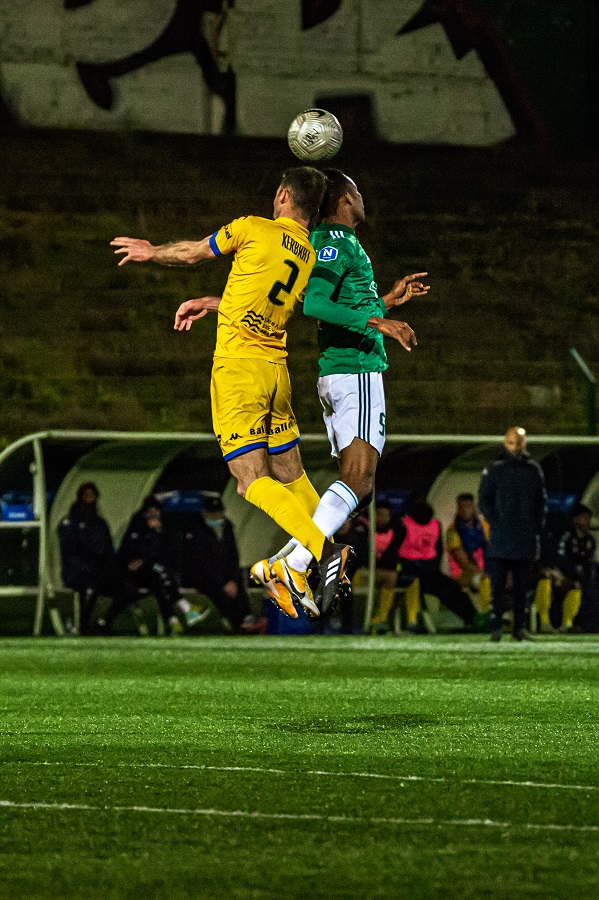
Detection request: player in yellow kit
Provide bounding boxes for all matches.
[206,212,315,461]
[111,167,353,618]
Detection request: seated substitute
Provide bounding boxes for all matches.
[397,497,476,630]
[368,500,421,634]
[534,503,596,634]
[58,482,126,635]
[181,495,267,635]
[102,496,202,635]
[446,492,491,628]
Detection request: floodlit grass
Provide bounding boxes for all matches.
[0,635,598,899]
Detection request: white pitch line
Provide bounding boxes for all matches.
[20,761,599,793]
[4,637,599,654]
[306,771,599,793]
[0,799,597,833]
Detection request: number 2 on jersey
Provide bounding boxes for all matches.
[268,259,300,306]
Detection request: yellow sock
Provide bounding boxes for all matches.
[478,575,491,613]
[562,589,581,628]
[371,587,396,625]
[405,578,420,626]
[283,471,321,517]
[245,476,327,560]
[534,577,552,627]
[352,569,367,590]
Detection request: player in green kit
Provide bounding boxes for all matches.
[176,169,428,616]
[256,168,430,614]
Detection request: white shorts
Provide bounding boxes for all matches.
[318,372,386,458]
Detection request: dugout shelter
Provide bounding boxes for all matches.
[1,430,599,635]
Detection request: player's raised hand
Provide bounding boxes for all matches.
[174,296,221,331]
[383,273,430,309]
[368,317,417,351]
[110,237,156,266]
[174,299,208,331]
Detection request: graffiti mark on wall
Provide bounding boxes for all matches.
[63,0,96,9]
[65,0,236,133]
[301,0,342,30]
[301,0,547,144]
[0,0,581,144]
[398,0,548,144]
[0,89,16,132]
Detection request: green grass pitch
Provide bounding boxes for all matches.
[1,635,598,899]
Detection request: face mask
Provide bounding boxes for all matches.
[207,517,224,528]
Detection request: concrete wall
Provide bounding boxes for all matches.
[0,0,515,145]
[1,128,597,442]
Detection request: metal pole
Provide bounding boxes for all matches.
[32,437,48,636]
[570,348,597,436]
[363,493,377,633]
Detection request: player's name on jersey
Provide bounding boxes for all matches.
[281,232,311,263]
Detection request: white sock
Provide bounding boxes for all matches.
[269,539,296,565]
[286,481,359,572]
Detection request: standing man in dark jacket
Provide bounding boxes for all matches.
[479,427,547,641]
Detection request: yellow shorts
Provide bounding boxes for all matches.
[210,357,301,461]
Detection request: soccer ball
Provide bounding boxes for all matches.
[287,109,343,162]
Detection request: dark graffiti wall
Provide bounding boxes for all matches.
[0,0,595,147]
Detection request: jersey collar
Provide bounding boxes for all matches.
[277,216,309,235]
[316,222,355,235]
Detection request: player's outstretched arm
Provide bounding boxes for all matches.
[367,317,417,352]
[382,273,430,311]
[174,296,221,331]
[110,235,216,267]
[304,277,377,331]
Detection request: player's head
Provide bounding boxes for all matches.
[320,169,365,224]
[275,167,327,224]
[456,492,476,522]
[407,496,434,525]
[76,481,99,507]
[141,495,162,530]
[375,499,392,531]
[572,503,592,532]
[203,493,225,526]
[504,426,527,456]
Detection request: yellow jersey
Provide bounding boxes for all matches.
[209,215,315,361]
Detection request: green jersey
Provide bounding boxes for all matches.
[303,223,387,377]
